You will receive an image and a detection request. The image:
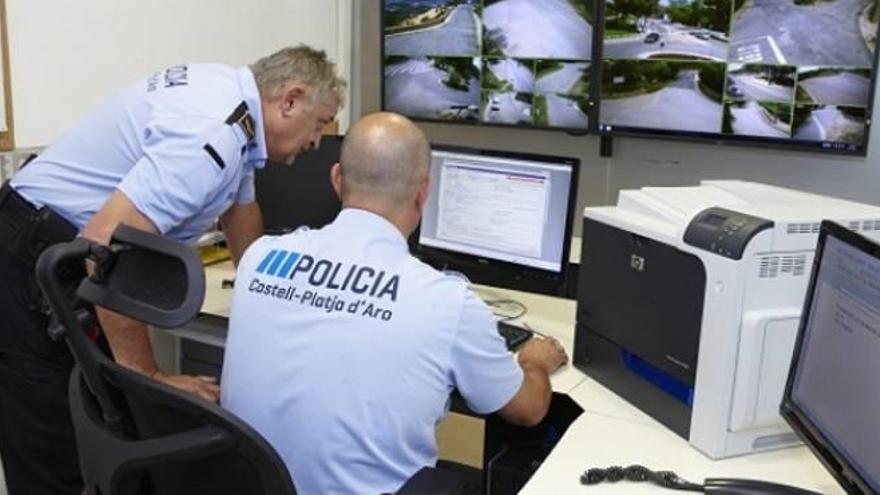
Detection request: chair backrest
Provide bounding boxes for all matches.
[39,225,463,495]
[69,359,296,495]
[37,225,296,495]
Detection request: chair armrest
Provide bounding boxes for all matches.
[126,424,236,467]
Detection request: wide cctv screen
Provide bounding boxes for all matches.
[381,0,593,131]
[596,0,879,154]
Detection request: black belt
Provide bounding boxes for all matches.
[0,181,78,268]
[0,181,38,232]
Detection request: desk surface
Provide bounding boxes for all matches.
[198,261,841,495]
[520,376,842,494]
[520,410,843,494]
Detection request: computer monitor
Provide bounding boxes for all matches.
[414,144,579,297]
[255,135,343,234]
[781,220,880,495]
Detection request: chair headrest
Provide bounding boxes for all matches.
[77,225,206,328]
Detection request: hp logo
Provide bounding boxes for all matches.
[630,254,646,272]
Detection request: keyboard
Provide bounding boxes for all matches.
[497,321,533,351]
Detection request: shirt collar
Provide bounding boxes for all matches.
[332,208,409,253]
[237,66,268,169]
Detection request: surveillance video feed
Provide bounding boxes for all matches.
[599,0,878,153]
[792,104,867,144]
[384,56,481,121]
[600,60,724,133]
[383,0,593,130]
[797,67,872,107]
[729,0,873,66]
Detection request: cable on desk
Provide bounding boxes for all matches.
[580,465,703,492]
[485,298,527,321]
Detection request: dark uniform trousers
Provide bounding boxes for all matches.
[0,182,85,495]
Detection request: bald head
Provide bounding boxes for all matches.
[338,112,431,208]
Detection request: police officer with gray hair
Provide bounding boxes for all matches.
[0,45,345,494]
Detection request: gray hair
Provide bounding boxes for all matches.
[250,45,347,107]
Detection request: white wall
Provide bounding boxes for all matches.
[354,0,880,234]
[6,0,342,148]
[0,4,343,494]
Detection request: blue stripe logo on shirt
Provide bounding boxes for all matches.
[252,249,399,302]
[257,249,300,278]
[256,249,301,277]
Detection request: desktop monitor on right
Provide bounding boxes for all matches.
[782,220,880,495]
[414,144,579,297]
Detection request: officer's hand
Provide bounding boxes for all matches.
[517,336,568,375]
[152,371,220,403]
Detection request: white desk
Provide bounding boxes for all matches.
[519,377,842,494]
[520,409,842,494]
[189,262,841,495]
[471,284,585,395]
[201,262,235,317]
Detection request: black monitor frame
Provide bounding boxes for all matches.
[255,135,344,235]
[412,143,580,297]
[781,220,879,495]
[590,0,879,156]
[379,0,594,135]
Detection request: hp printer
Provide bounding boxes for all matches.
[574,180,880,458]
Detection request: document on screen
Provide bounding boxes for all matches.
[794,237,880,471]
[436,160,549,257]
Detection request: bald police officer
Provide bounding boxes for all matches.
[221,112,568,495]
[0,45,345,494]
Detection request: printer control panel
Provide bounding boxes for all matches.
[683,207,773,260]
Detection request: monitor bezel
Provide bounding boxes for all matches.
[781,220,880,495]
[413,143,580,297]
[591,0,879,157]
[256,135,344,234]
[379,0,595,135]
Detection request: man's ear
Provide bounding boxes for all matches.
[280,85,307,115]
[415,177,430,212]
[330,162,343,200]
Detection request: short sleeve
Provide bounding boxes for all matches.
[449,291,524,414]
[117,118,242,234]
[235,168,255,204]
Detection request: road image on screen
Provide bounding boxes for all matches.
[382,0,593,130]
[419,149,573,273]
[598,0,731,133]
[722,63,796,138]
[598,0,878,153]
[600,59,725,133]
[791,235,880,492]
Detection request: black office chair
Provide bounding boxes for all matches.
[36,225,295,494]
[36,225,463,495]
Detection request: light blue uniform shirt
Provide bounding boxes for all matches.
[11,64,267,244]
[221,208,523,495]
